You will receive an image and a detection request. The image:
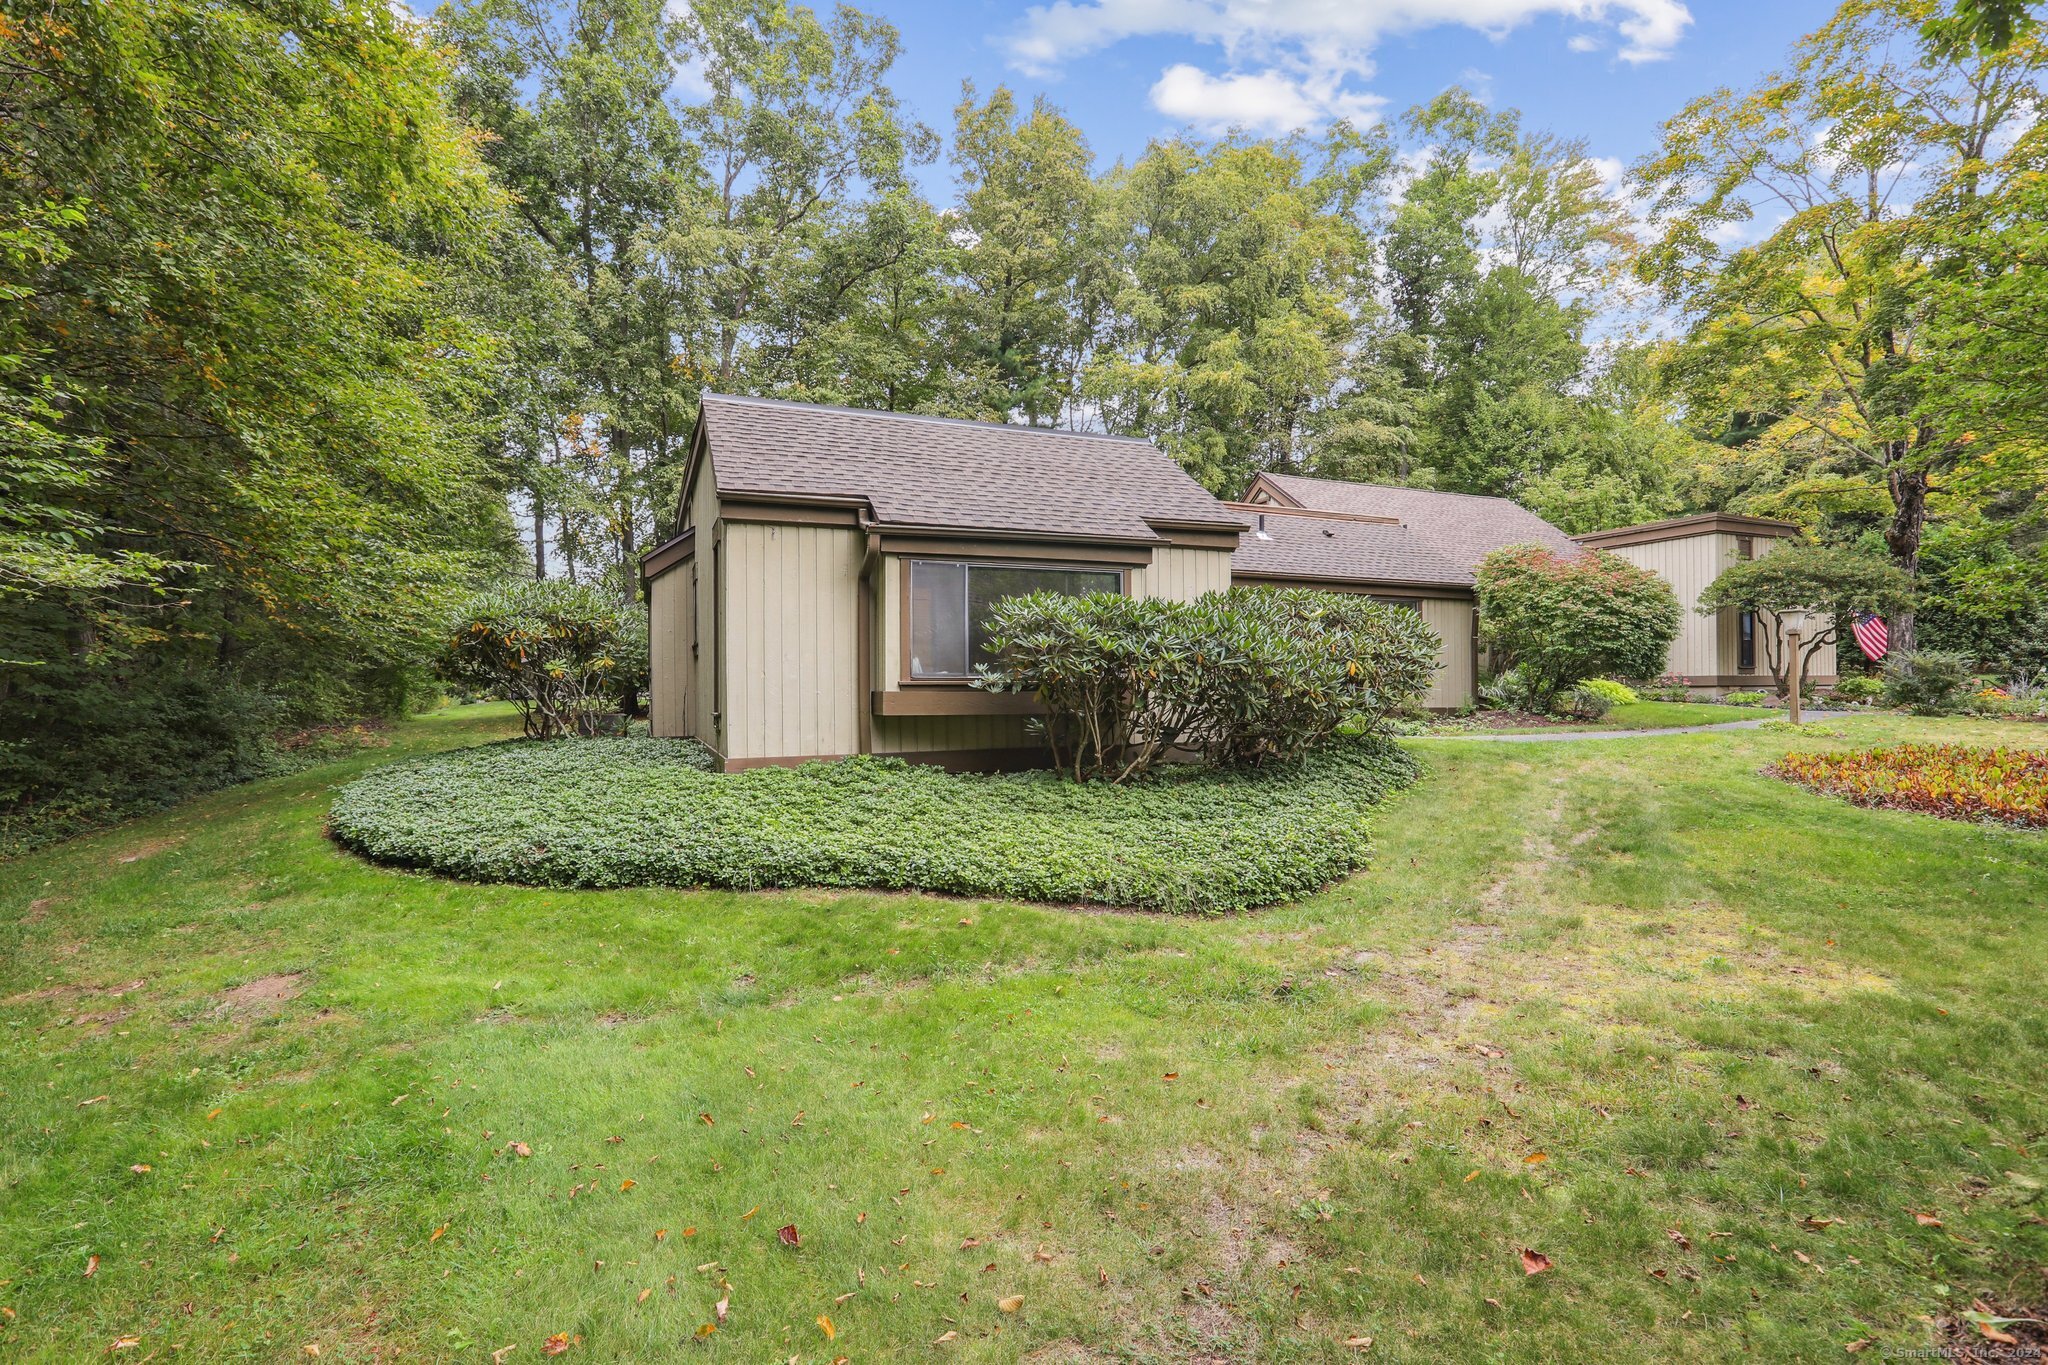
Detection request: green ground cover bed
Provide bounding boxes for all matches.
[327,735,1421,912]
[1772,742,2048,828]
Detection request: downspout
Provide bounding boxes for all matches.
[857,513,880,757]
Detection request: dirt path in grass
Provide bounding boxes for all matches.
[1415,712,1850,743]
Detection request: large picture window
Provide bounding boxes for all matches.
[907,559,1123,679]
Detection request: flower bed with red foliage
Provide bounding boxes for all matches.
[1771,743,2048,829]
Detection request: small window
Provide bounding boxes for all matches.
[907,560,1124,680]
[1738,609,1757,672]
[1736,535,1755,561]
[1368,596,1423,613]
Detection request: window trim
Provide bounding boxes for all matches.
[898,555,1128,685]
[1367,595,1424,613]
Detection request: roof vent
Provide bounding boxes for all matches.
[1254,513,1272,540]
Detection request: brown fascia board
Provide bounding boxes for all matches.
[1232,570,1476,596]
[1574,513,1801,549]
[1240,472,1305,507]
[1222,501,1402,526]
[640,527,695,581]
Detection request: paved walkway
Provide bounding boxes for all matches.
[1412,712,1849,743]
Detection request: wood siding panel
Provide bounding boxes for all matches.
[1608,535,1727,678]
[690,465,721,745]
[1417,598,1476,708]
[648,571,692,738]
[720,522,862,763]
[1129,545,1233,602]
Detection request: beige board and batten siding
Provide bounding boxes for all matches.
[719,520,863,762]
[1603,533,1726,679]
[1603,531,1837,682]
[1416,597,1476,709]
[1128,544,1235,602]
[647,570,692,739]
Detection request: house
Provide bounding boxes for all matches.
[643,395,1826,773]
[640,394,1247,772]
[1573,514,1838,690]
[1231,472,1587,710]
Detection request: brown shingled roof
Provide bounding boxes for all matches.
[700,394,1246,542]
[1230,505,1475,590]
[1249,473,1579,568]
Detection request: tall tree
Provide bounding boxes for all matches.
[1086,127,1392,493]
[946,84,1109,425]
[1632,0,2046,651]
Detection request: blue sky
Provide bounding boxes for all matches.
[866,0,1838,191]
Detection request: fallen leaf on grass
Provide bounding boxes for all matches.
[78,1096,109,1108]
[777,1224,801,1247]
[619,1180,634,1192]
[1345,1336,1373,1349]
[1844,1341,1871,1353]
[715,1298,729,1324]
[1910,1210,1942,1227]
[111,1337,141,1351]
[1463,1170,1480,1183]
[303,1346,320,1357]
[84,1255,98,1278]
[997,1296,1023,1313]
[1667,1229,1691,1251]
[1522,1152,1547,1165]
[128,1165,150,1175]
[694,1323,716,1338]
[1793,1251,1812,1265]
[542,1332,570,1356]
[932,1331,958,1345]
[636,1289,651,1305]
[1519,1249,1553,1276]
[817,1313,834,1340]
[509,1142,532,1159]
[1484,1298,1503,1310]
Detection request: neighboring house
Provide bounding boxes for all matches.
[1573,514,1838,690]
[641,394,1246,772]
[1233,472,1584,709]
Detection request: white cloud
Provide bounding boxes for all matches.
[1567,33,1604,51]
[1016,0,1688,136]
[1149,63,1387,132]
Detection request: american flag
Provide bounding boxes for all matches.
[1852,613,1889,661]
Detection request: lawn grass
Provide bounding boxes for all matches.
[1602,699,1773,728]
[3,702,2045,1361]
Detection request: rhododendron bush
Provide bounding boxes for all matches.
[1771,744,2048,828]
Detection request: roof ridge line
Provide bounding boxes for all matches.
[1270,473,1537,507]
[701,391,1157,445]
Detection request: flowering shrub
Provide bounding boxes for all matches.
[1771,744,2048,828]
[975,587,1439,782]
[1474,546,1680,708]
[442,582,640,739]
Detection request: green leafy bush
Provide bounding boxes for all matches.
[1882,650,1974,715]
[442,581,639,739]
[1477,665,1544,712]
[1574,678,1639,706]
[1722,690,1772,706]
[1474,546,1681,708]
[975,586,1439,781]
[328,735,1422,913]
[1557,686,1614,721]
[1828,675,1885,704]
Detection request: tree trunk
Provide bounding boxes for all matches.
[531,487,548,580]
[1884,463,1929,655]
